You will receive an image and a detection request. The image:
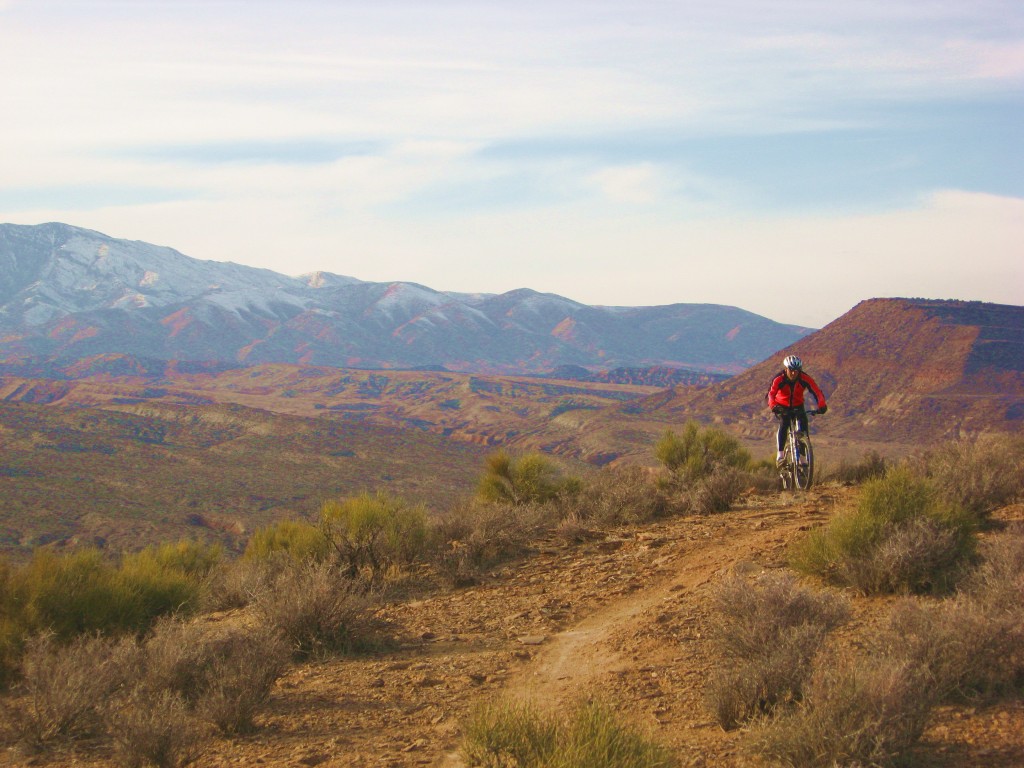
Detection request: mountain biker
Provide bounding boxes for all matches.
[767,355,827,466]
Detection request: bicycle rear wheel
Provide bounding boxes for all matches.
[794,435,814,489]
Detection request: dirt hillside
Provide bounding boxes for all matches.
[27,484,1019,768]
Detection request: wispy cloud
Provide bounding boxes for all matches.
[0,0,1021,325]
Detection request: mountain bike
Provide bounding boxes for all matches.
[776,407,819,491]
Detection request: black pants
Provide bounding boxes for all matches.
[777,408,808,452]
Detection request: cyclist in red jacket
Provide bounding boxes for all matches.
[767,355,828,465]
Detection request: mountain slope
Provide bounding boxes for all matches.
[632,298,1024,444]
[0,222,809,374]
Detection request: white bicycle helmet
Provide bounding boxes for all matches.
[782,354,802,371]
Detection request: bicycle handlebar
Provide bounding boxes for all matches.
[772,406,821,417]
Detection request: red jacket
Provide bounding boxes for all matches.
[768,371,827,410]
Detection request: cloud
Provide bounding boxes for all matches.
[0,1,1021,327]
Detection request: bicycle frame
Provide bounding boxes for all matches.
[777,407,818,490]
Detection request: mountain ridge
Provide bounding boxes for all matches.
[629,297,1024,444]
[0,222,810,374]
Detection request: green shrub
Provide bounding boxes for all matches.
[320,491,430,577]
[477,450,581,506]
[790,466,976,594]
[244,520,329,564]
[705,570,849,729]
[553,701,676,768]
[655,423,750,482]
[11,549,140,639]
[117,550,206,627]
[461,699,673,768]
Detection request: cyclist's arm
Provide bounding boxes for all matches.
[767,375,785,409]
[803,375,827,410]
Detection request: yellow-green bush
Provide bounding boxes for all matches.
[320,491,430,577]
[655,422,751,481]
[0,542,217,683]
[244,519,329,563]
[10,549,141,640]
[477,450,581,506]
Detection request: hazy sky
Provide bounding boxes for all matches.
[1,1,1021,327]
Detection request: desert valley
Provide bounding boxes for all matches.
[0,224,1021,767]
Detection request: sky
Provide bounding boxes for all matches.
[1,1,1022,328]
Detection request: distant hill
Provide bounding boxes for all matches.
[0,222,810,374]
[632,298,1024,444]
[543,365,730,388]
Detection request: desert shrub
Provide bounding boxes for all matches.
[705,570,849,729]
[320,492,430,578]
[749,655,934,768]
[244,520,329,564]
[9,549,143,640]
[917,433,1024,519]
[880,595,1024,703]
[655,422,750,482]
[194,624,289,734]
[117,549,207,627]
[12,632,138,746]
[140,618,221,706]
[789,466,976,594]
[137,618,289,735]
[252,561,375,658]
[683,468,748,515]
[431,501,553,586]
[201,557,264,612]
[557,465,667,527]
[108,688,206,768]
[143,541,222,580]
[877,526,1024,702]
[477,450,581,506]
[825,449,889,485]
[961,522,1024,611]
[461,699,673,768]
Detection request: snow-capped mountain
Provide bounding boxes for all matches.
[0,223,810,374]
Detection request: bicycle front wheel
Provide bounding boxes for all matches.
[795,435,814,489]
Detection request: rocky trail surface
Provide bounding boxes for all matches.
[17,488,1024,768]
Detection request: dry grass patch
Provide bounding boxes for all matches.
[462,699,674,768]
[750,655,934,768]
[705,570,849,729]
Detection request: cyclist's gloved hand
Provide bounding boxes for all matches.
[818,404,828,414]
[772,405,784,415]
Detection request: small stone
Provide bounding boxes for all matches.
[517,635,546,646]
